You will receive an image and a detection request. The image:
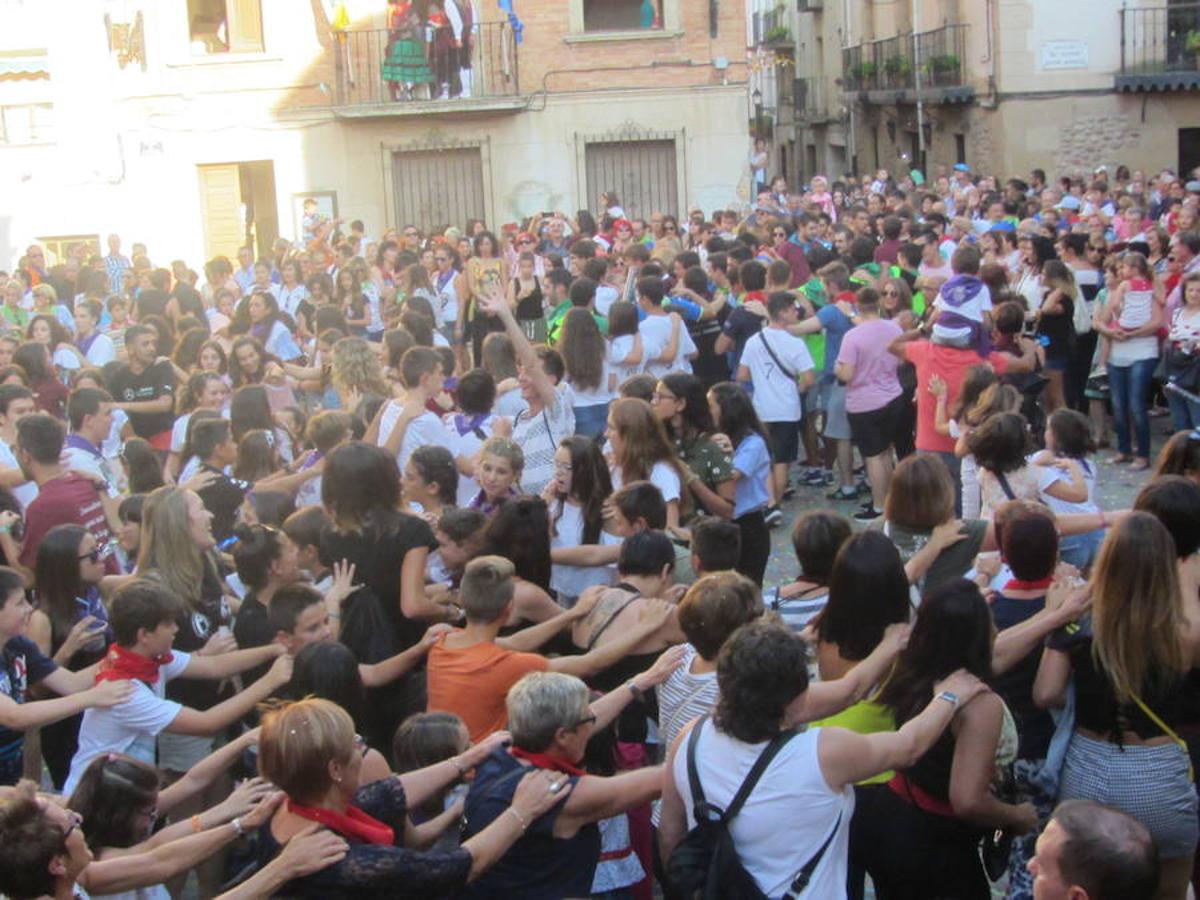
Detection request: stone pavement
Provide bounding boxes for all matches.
[763,430,1167,589]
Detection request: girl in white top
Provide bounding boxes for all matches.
[659,621,986,900]
[606,301,643,393]
[558,307,613,441]
[606,397,687,537]
[546,436,616,605]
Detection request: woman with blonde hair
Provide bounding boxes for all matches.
[251,697,570,895]
[1035,513,1199,900]
[330,336,390,408]
[605,397,691,537]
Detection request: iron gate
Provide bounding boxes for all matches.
[391,146,486,232]
[584,139,678,221]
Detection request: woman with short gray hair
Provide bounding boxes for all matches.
[462,652,684,899]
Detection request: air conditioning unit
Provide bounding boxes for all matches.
[798,0,823,11]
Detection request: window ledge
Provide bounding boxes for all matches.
[564,29,683,44]
[166,53,281,68]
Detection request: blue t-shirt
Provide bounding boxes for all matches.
[731,432,771,517]
[463,748,598,900]
[0,635,58,784]
[816,305,854,377]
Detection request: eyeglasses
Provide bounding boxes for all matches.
[651,391,677,404]
[572,714,597,730]
[773,231,787,237]
[78,548,101,563]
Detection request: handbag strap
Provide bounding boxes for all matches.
[781,810,843,899]
[1129,690,1194,780]
[996,471,1017,501]
[685,716,801,824]
[756,330,799,383]
[585,590,640,651]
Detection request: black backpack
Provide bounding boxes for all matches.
[667,717,842,900]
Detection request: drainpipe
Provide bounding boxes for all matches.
[844,0,856,173]
[912,0,925,169]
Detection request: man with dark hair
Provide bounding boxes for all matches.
[1028,799,1158,899]
[0,384,37,508]
[874,216,904,266]
[192,418,250,542]
[64,387,122,527]
[689,516,741,574]
[109,323,176,448]
[715,259,769,367]
[13,414,118,578]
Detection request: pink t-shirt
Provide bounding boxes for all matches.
[837,318,903,413]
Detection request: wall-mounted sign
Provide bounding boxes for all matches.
[1041,40,1089,70]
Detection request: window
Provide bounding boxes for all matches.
[188,0,263,54]
[0,104,54,145]
[36,235,100,266]
[583,0,660,31]
[955,133,966,165]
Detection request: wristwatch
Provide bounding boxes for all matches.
[626,680,644,700]
[935,690,959,710]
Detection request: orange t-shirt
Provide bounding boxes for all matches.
[426,638,549,742]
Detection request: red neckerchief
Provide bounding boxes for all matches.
[1003,576,1054,592]
[287,799,395,846]
[510,746,586,777]
[95,644,174,685]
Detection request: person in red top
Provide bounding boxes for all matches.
[874,215,905,266]
[7,414,119,581]
[888,324,1036,511]
[768,223,811,287]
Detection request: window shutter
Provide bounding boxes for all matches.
[226,0,264,53]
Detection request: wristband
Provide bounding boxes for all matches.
[505,806,530,831]
[626,680,644,701]
[231,817,245,838]
[935,690,959,710]
[191,814,204,834]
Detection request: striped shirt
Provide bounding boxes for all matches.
[767,583,829,635]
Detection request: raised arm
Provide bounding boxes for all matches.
[786,623,908,723]
[477,288,556,409]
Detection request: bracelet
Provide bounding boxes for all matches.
[505,806,530,832]
[230,817,245,838]
[191,814,204,834]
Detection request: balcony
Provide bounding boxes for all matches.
[841,24,971,105]
[327,23,521,118]
[753,7,794,49]
[1116,2,1200,92]
[793,77,830,123]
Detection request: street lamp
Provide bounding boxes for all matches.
[752,87,763,138]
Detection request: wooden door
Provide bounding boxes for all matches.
[392,147,486,232]
[585,139,678,221]
[197,163,244,261]
[226,0,264,53]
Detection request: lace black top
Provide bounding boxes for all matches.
[252,777,472,898]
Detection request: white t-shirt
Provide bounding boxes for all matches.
[594,284,620,318]
[611,460,681,503]
[570,359,614,408]
[608,335,641,391]
[81,332,117,367]
[444,412,496,506]
[64,441,121,499]
[170,412,193,454]
[53,345,83,374]
[639,315,695,378]
[739,328,814,422]
[550,500,615,600]
[1036,456,1099,515]
[65,651,192,795]
[0,437,37,509]
[377,405,460,473]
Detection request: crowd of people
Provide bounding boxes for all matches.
[0,159,1197,899]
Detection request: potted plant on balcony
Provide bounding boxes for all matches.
[766,24,792,45]
[848,60,876,90]
[1188,31,1200,70]
[884,55,912,88]
[925,53,960,86]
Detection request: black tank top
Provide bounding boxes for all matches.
[514,276,544,321]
